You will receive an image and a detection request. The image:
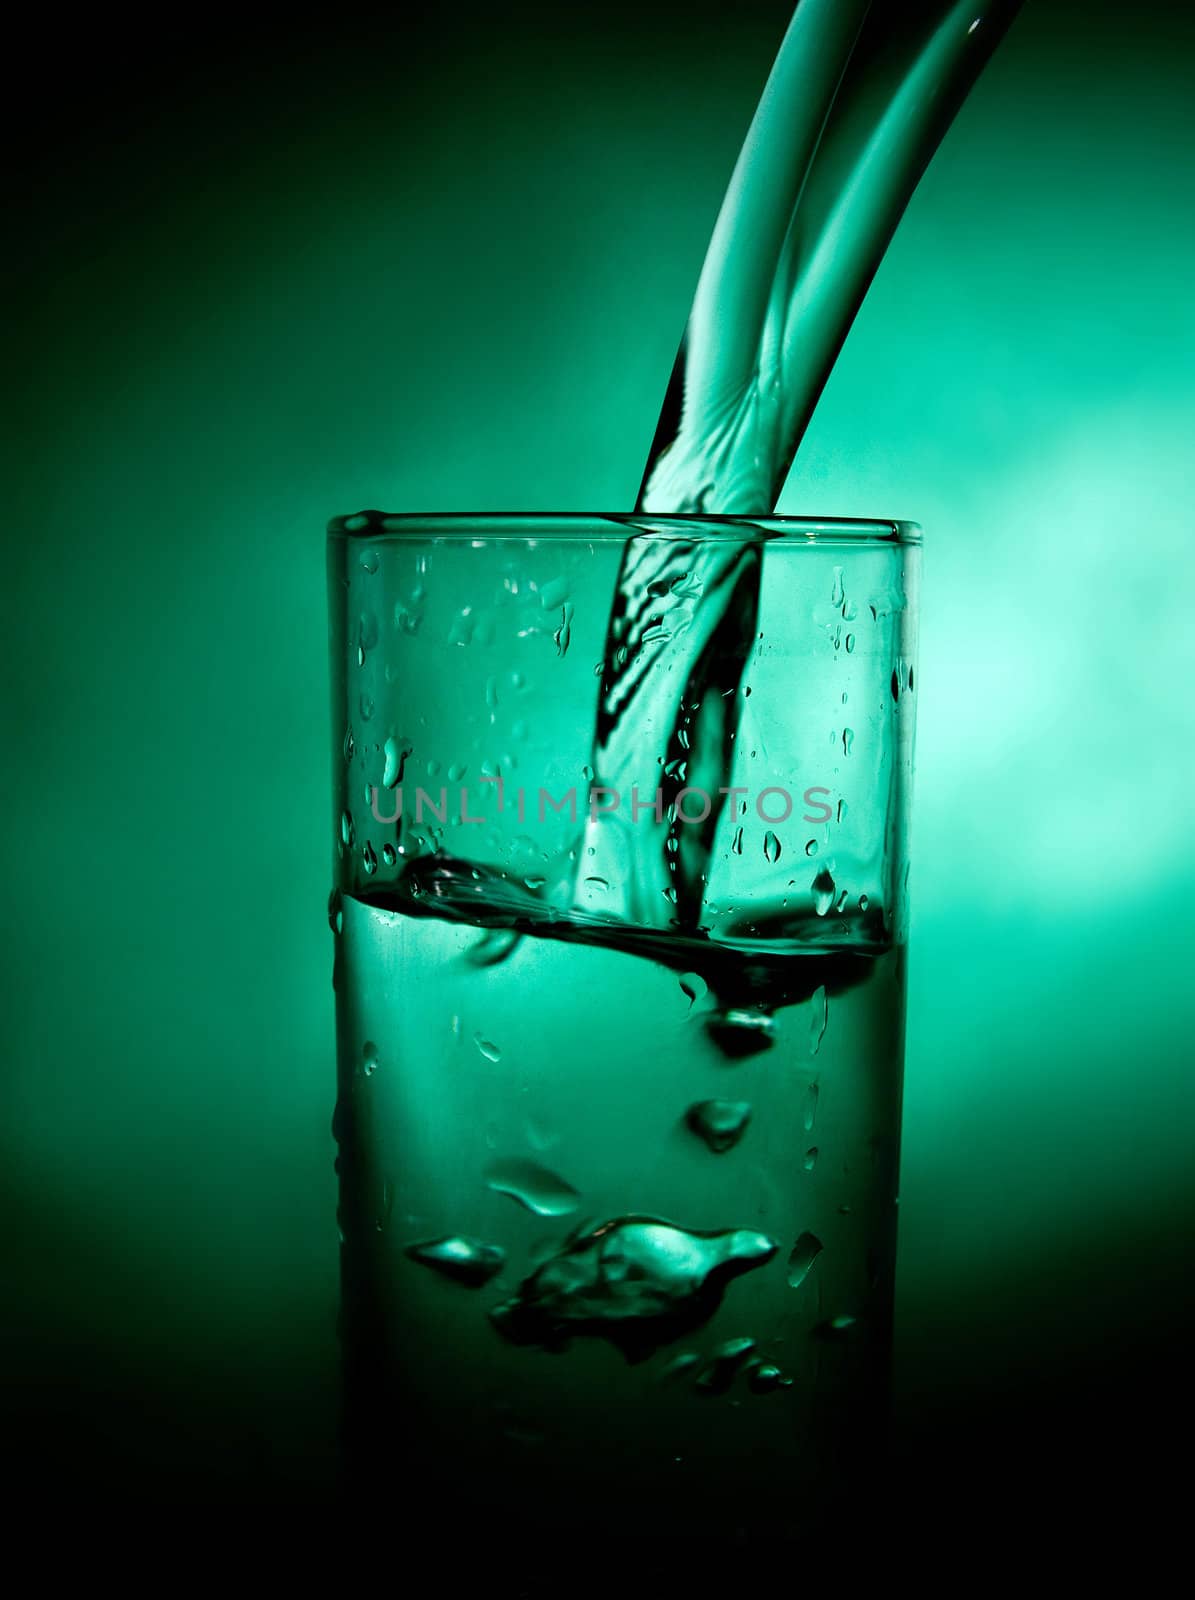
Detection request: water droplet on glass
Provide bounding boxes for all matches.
[809,985,828,1055]
[484,1158,581,1217]
[382,843,397,868]
[830,567,845,608]
[859,894,870,912]
[731,826,744,856]
[448,762,467,782]
[490,1218,776,1361]
[359,693,374,722]
[553,603,574,657]
[890,670,900,703]
[811,868,836,916]
[749,1364,791,1394]
[845,633,855,654]
[685,1099,752,1154]
[803,1147,818,1172]
[340,810,355,848]
[362,1041,379,1077]
[842,728,854,756]
[805,839,818,857]
[382,736,409,790]
[360,549,380,575]
[343,726,355,763]
[803,1082,820,1132]
[524,1117,559,1154]
[540,575,571,610]
[763,830,782,864]
[474,1034,501,1063]
[814,1314,857,1341]
[787,1231,823,1290]
[695,1337,758,1396]
[660,1352,702,1384]
[405,1236,505,1288]
[362,842,377,875]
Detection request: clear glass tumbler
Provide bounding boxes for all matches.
[328,512,919,1548]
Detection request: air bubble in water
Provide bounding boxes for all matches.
[763,830,782,864]
[485,1158,581,1217]
[679,972,707,1010]
[787,1231,823,1289]
[405,1236,505,1288]
[705,1008,776,1059]
[490,1217,776,1361]
[685,1099,752,1154]
[466,930,522,968]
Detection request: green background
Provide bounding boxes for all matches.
[6,0,1193,1525]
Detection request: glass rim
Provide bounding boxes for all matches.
[328,510,922,546]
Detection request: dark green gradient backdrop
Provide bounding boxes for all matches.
[5,0,1193,1525]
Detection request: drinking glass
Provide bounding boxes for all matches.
[328,512,919,1547]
